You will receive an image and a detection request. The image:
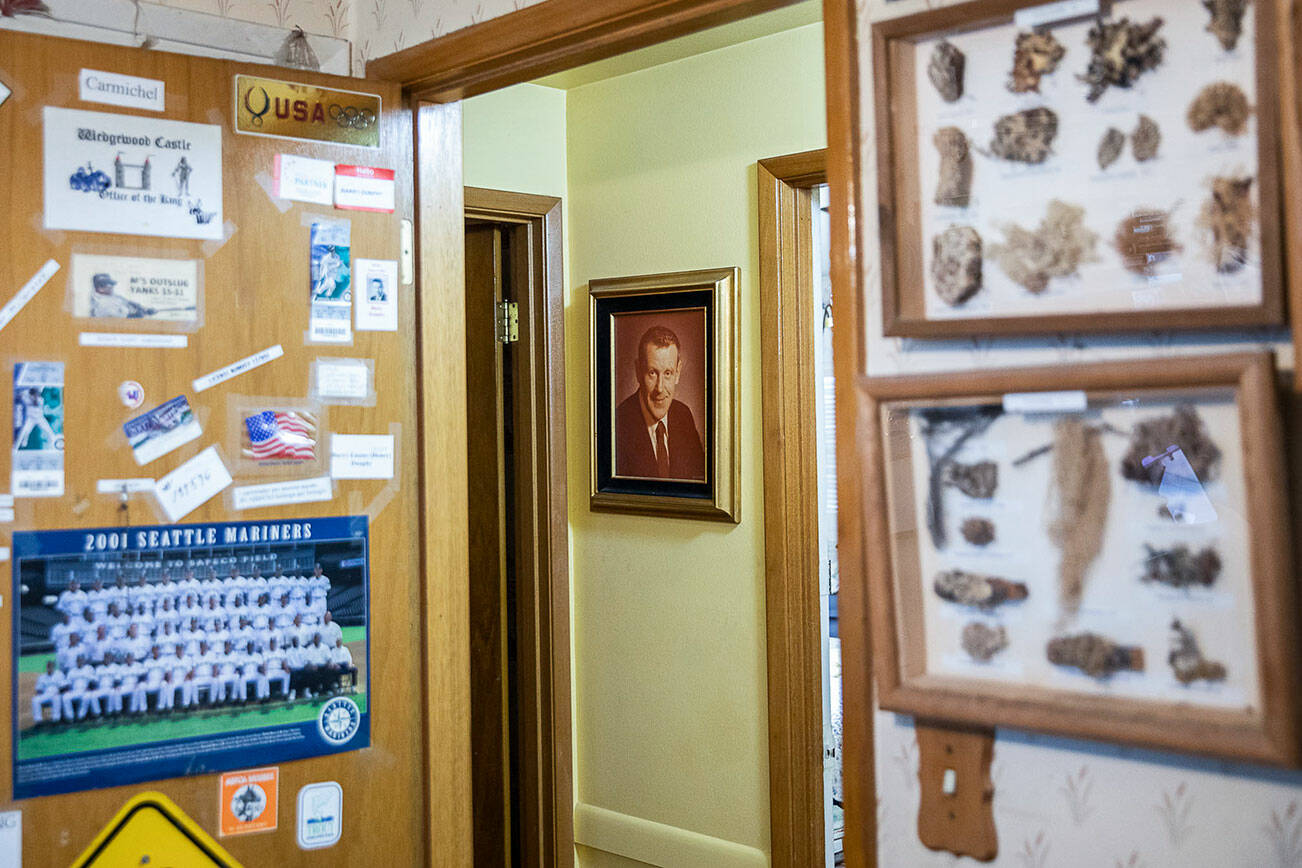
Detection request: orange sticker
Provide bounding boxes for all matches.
[219,767,279,837]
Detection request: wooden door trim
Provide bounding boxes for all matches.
[757,147,828,867]
[465,186,574,868]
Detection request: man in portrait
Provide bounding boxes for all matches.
[615,324,706,480]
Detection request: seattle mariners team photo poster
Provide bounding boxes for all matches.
[11,515,370,799]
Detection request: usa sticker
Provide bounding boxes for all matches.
[12,362,64,498]
[297,781,343,849]
[334,165,395,213]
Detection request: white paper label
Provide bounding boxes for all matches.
[233,475,334,511]
[0,810,17,866]
[79,69,165,111]
[354,259,398,332]
[1014,0,1098,28]
[274,154,335,205]
[193,344,284,393]
[334,165,395,213]
[0,495,10,507]
[0,548,8,563]
[96,478,155,494]
[297,781,343,849]
[315,360,370,400]
[79,332,189,348]
[1003,390,1088,414]
[0,510,13,523]
[331,434,395,479]
[0,260,59,335]
[153,445,232,522]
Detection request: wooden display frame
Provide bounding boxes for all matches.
[873,0,1285,338]
[861,351,1301,765]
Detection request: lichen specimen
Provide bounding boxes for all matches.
[1203,0,1248,51]
[931,226,982,306]
[1168,619,1227,684]
[1132,114,1161,161]
[1009,30,1066,93]
[1114,208,1178,276]
[961,517,995,546]
[988,200,1097,293]
[989,106,1059,163]
[1187,82,1251,135]
[1047,418,1110,621]
[1098,127,1125,170]
[1046,632,1144,678]
[961,622,1009,662]
[1079,17,1166,103]
[928,39,965,102]
[934,127,973,207]
[917,406,1002,549]
[1141,544,1222,588]
[934,569,1028,610]
[1198,176,1255,273]
[1119,405,1222,486]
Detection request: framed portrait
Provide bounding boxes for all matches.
[860,352,1301,764]
[874,0,1283,337]
[589,268,739,522]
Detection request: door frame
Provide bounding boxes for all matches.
[392,0,869,863]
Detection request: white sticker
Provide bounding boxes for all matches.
[1013,0,1098,28]
[330,434,394,479]
[0,810,18,865]
[0,548,8,563]
[0,495,12,507]
[79,68,165,111]
[0,510,12,523]
[315,360,371,400]
[119,381,145,408]
[232,475,334,511]
[153,445,232,522]
[274,154,335,205]
[193,344,284,393]
[0,80,10,107]
[354,259,398,332]
[297,781,342,850]
[1003,390,1088,414]
[80,332,189,349]
[96,478,155,494]
[0,260,60,336]
[335,165,395,213]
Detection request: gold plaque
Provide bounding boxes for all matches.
[234,75,381,148]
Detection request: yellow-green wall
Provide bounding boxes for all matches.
[462,82,568,199]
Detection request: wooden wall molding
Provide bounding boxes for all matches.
[574,802,769,867]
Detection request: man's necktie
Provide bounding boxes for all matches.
[655,421,670,477]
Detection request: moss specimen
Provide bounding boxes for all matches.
[934,569,1028,610]
[934,127,973,207]
[1198,176,1255,273]
[961,622,1008,662]
[941,460,998,499]
[1203,0,1248,51]
[1098,127,1125,170]
[931,225,983,306]
[1119,405,1222,486]
[1009,30,1066,93]
[1187,82,1251,135]
[1169,620,1227,684]
[1080,17,1167,103]
[989,106,1059,163]
[1141,544,1222,588]
[1114,208,1178,275]
[1048,418,1110,621]
[928,39,965,102]
[1047,632,1144,678]
[988,200,1097,293]
[1132,114,1161,161]
[961,517,995,546]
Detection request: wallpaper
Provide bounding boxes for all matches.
[152,0,353,38]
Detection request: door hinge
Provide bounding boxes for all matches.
[495,301,519,343]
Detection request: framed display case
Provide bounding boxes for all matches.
[861,352,1300,764]
[873,0,1283,337]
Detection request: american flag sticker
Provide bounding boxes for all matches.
[243,410,317,461]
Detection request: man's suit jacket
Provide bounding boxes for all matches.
[614,392,706,480]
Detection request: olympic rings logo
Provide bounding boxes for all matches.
[329,104,377,130]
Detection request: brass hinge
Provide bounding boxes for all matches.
[495,301,518,344]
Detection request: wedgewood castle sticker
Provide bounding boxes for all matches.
[234,75,381,148]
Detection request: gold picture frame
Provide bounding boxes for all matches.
[588,267,740,522]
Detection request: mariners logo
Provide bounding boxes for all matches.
[317,697,361,745]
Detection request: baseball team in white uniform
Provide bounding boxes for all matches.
[29,563,358,727]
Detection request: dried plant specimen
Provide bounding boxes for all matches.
[918,406,1002,548]
[1132,114,1161,161]
[1114,209,1178,275]
[934,569,1028,610]
[931,226,983,306]
[1009,31,1066,93]
[1187,82,1251,135]
[1199,176,1255,273]
[1080,17,1167,102]
[1119,405,1222,486]
[934,127,973,207]
[1098,127,1125,170]
[1203,0,1248,51]
[1047,632,1145,678]
[989,200,1097,293]
[1141,544,1222,588]
[928,40,965,102]
[961,622,1008,662]
[989,107,1059,163]
[1169,619,1227,684]
[1047,418,1110,620]
[961,517,995,546]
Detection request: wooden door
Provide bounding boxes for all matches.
[0,31,431,865]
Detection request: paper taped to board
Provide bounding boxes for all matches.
[80,333,189,349]
[0,260,60,336]
[232,476,333,511]
[153,445,232,521]
[330,435,394,479]
[193,345,284,393]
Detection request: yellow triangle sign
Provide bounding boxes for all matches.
[71,791,243,868]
